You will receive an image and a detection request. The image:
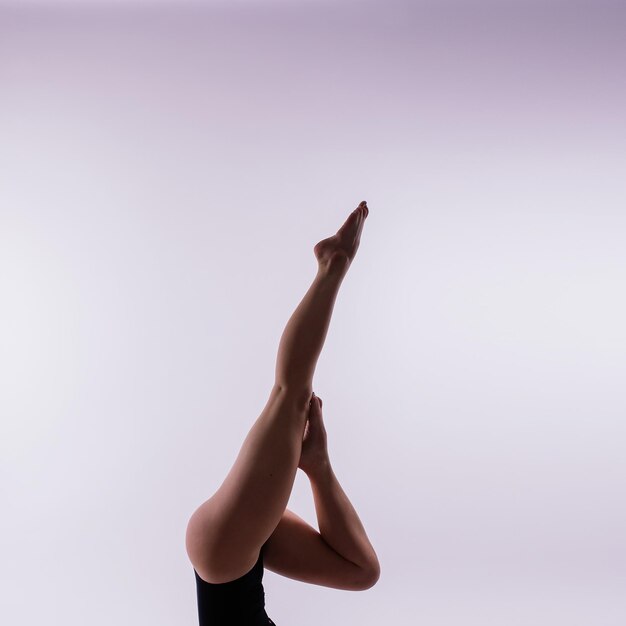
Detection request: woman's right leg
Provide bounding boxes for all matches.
[186,201,369,583]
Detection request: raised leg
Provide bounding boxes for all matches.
[186,201,369,583]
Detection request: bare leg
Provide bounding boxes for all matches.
[186,201,369,583]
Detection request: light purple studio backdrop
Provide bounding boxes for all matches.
[1,1,625,625]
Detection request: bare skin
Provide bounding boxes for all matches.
[297,393,328,477]
[185,201,374,586]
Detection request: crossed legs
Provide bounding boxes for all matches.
[186,201,369,583]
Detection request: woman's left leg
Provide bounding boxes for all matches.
[186,202,369,583]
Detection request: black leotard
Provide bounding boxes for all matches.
[194,542,276,626]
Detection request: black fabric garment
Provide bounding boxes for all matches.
[194,542,276,626]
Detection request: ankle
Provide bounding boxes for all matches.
[317,251,350,277]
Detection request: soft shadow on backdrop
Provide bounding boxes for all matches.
[1,1,625,625]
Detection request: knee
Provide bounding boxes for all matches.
[273,383,313,412]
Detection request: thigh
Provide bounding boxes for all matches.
[185,385,310,583]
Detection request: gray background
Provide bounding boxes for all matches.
[1,1,625,624]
